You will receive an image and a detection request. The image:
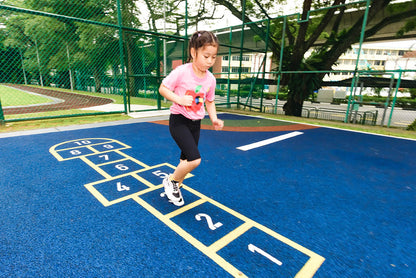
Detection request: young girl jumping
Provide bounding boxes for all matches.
[159,30,224,206]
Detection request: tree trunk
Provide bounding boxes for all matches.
[93,69,102,93]
[283,93,303,117]
[284,71,321,117]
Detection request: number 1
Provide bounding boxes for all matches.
[248,244,282,266]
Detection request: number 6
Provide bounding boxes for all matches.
[115,164,129,171]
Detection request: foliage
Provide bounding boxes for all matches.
[407,118,416,131]
[210,0,416,116]
[0,28,23,83]
[409,88,416,99]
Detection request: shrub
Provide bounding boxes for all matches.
[407,118,416,131]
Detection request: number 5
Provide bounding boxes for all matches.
[152,170,168,179]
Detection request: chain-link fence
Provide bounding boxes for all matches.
[0,1,176,122]
[1,1,415,128]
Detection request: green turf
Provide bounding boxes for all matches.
[0,85,54,106]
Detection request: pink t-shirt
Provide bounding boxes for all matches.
[162,63,216,120]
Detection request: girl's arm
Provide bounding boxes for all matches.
[205,100,224,131]
[159,84,193,106]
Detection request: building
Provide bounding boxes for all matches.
[385,50,416,80]
[213,52,273,90]
[328,42,414,81]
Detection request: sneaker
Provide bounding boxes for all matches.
[163,175,182,202]
[172,184,185,206]
[172,197,185,207]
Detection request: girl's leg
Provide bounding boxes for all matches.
[172,158,201,185]
[169,114,201,185]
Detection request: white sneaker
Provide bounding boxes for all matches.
[172,196,185,207]
[163,175,182,203]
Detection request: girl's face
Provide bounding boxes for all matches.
[191,44,218,74]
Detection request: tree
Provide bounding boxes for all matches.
[0,28,23,83]
[2,0,141,92]
[211,0,416,116]
[142,0,223,34]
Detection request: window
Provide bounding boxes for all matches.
[223,56,229,61]
[231,67,250,73]
[232,55,250,61]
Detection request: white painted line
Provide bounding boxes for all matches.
[237,131,303,151]
[248,244,283,266]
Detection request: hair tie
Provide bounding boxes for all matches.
[198,32,201,37]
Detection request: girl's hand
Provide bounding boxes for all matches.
[179,95,194,106]
[212,119,224,131]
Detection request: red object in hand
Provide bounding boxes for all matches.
[185,90,204,112]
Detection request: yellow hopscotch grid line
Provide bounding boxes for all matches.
[82,164,325,277]
[84,183,113,207]
[94,157,129,167]
[185,185,325,276]
[50,138,325,277]
[81,156,113,180]
[132,194,248,278]
[135,184,325,278]
[83,176,158,207]
[79,148,154,180]
[164,198,207,219]
[82,161,195,208]
[209,222,253,252]
[121,152,150,168]
[49,138,131,161]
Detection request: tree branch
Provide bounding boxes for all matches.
[305,0,344,50]
[211,0,280,53]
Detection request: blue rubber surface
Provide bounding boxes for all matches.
[0,115,415,277]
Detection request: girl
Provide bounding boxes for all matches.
[159,30,224,206]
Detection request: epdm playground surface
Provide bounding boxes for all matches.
[0,113,415,277]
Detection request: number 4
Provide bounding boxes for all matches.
[117,182,130,191]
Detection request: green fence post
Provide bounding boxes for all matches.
[227,26,232,108]
[274,16,287,114]
[0,98,5,125]
[116,0,128,114]
[387,71,402,128]
[259,19,270,113]
[345,0,371,123]
[156,37,162,110]
[236,0,247,108]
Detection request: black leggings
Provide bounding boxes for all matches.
[169,114,201,161]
